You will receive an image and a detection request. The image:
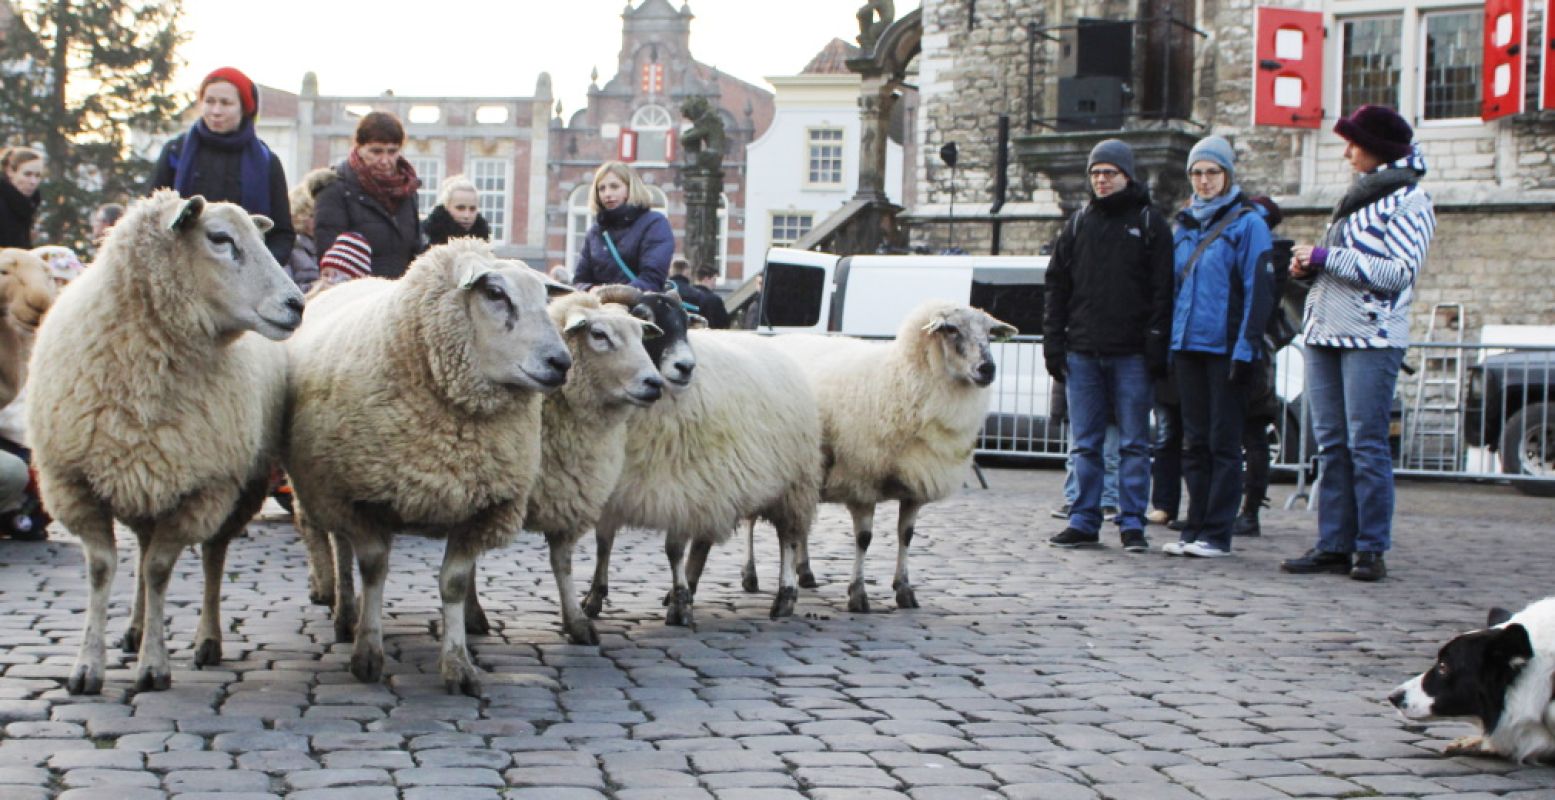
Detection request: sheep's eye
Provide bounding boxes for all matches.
[482,285,507,303]
[206,231,234,249]
[590,328,611,344]
[1435,662,1450,676]
[941,325,961,338]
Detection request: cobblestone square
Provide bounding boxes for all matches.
[1,466,1552,798]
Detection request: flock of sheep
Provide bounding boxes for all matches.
[18,191,1016,697]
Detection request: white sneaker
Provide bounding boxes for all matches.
[1049,503,1071,520]
[1146,508,1170,525]
[1162,540,1188,556]
[1182,542,1231,558]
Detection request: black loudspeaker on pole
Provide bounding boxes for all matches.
[940,142,958,252]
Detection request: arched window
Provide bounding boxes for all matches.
[629,104,675,164]
[566,181,671,269]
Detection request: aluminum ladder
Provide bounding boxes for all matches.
[1401,302,1466,471]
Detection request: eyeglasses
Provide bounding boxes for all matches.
[1088,168,1122,179]
[1189,168,1226,179]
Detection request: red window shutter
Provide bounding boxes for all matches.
[664,129,676,163]
[1253,7,1324,128]
[618,129,637,162]
[1483,0,1527,120]
[1545,0,1555,110]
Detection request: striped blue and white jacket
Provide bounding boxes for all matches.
[1302,149,1436,349]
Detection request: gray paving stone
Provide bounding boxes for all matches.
[285,769,393,790]
[501,765,605,788]
[287,790,398,800]
[163,769,273,793]
[393,767,505,787]
[56,789,168,800]
[502,790,608,800]
[0,766,50,785]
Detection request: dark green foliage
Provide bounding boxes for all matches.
[0,1,186,251]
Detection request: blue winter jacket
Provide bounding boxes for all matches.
[1170,192,1274,363]
[573,205,675,292]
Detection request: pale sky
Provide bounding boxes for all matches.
[179,0,920,115]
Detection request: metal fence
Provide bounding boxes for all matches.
[974,338,1555,496]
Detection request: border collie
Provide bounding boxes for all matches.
[1389,597,1555,763]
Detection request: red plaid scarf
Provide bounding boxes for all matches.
[348,149,419,213]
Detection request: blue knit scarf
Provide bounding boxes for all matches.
[1187,185,1243,227]
[173,118,272,216]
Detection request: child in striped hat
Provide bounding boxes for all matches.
[314,231,372,293]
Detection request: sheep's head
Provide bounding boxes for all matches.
[456,252,573,393]
[593,285,696,392]
[160,194,305,340]
[556,295,665,408]
[915,303,1018,388]
[0,248,55,334]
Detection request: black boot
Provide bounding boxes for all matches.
[1350,552,1387,582]
[1232,494,1264,537]
[1280,548,1352,574]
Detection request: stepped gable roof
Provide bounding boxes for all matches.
[803,39,861,74]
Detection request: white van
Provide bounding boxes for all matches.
[752,248,1064,457]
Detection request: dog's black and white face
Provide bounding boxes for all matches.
[1389,609,1534,733]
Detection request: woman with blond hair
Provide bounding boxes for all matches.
[0,147,44,249]
[422,174,491,246]
[572,161,673,291]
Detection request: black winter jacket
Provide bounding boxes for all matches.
[312,161,423,280]
[1043,182,1174,363]
[422,205,491,247]
[150,133,296,265]
[0,179,39,249]
[667,275,731,329]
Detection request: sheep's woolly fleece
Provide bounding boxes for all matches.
[0,248,55,408]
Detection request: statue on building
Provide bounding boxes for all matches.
[856,0,895,50]
[678,96,724,172]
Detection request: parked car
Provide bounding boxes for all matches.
[1464,350,1555,495]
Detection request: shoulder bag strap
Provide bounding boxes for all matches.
[1176,205,1252,291]
[600,231,639,283]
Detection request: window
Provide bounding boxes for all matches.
[1420,10,1482,121]
[631,104,674,163]
[770,213,814,248]
[1340,16,1403,115]
[760,261,826,328]
[468,158,510,243]
[806,128,844,186]
[475,105,509,124]
[408,156,442,217]
[407,105,440,124]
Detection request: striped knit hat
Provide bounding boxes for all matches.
[320,232,372,279]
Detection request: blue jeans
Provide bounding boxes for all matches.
[1175,352,1247,550]
[1305,345,1404,554]
[1064,424,1119,508]
[1065,353,1153,533]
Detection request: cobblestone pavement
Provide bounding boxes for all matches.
[1,466,1553,799]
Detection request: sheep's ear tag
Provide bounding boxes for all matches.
[687,313,709,330]
[251,214,274,234]
[640,320,664,340]
[563,310,590,333]
[168,196,206,232]
[544,280,575,298]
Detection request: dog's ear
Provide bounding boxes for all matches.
[1487,607,1514,627]
[1488,623,1535,670]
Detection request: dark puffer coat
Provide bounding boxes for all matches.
[150,132,296,265]
[0,179,39,249]
[422,205,491,246]
[573,204,674,292]
[312,161,423,280]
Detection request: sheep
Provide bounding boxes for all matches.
[0,248,56,408]
[743,301,1016,613]
[27,191,305,694]
[284,238,572,696]
[579,286,822,628]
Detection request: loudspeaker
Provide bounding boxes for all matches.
[1061,18,1132,79]
[1057,76,1127,132]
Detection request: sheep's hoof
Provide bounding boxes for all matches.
[664,588,694,627]
[441,654,482,697]
[118,627,141,653]
[847,579,870,613]
[66,663,103,696]
[581,588,606,619]
[464,607,492,636]
[798,562,818,589]
[564,617,600,646]
[769,586,798,619]
[894,584,920,610]
[350,647,384,683]
[741,564,760,593]
[134,664,171,692]
[308,584,334,607]
[193,638,222,668]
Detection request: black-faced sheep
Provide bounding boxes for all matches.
[27,191,305,694]
[579,286,822,628]
[747,301,1016,613]
[284,239,571,696]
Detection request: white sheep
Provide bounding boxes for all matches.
[0,248,55,408]
[745,301,1016,613]
[284,239,572,696]
[27,191,305,694]
[579,287,822,627]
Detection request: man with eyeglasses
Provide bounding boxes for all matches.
[1043,139,1174,553]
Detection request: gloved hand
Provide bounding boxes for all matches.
[1044,350,1067,382]
[1229,360,1252,386]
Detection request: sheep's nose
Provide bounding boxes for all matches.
[644,374,665,391]
[547,352,573,377]
[1387,690,1405,708]
[284,295,305,317]
[977,361,996,381]
[674,359,695,380]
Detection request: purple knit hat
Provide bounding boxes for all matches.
[1333,105,1413,163]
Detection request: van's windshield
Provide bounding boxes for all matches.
[971,267,1044,335]
[760,261,826,328]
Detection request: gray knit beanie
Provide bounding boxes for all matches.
[1087,139,1136,182]
[1186,135,1236,181]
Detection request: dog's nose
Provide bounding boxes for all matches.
[1387,689,1406,708]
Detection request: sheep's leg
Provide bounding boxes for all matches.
[846,503,876,613]
[769,519,801,620]
[193,531,233,667]
[547,530,598,645]
[331,533,357,644]
[462,561,490,635]
[740,518,759,593]
[348,535,389,683]
[582,522,618,619]
[892,500,923,610]
[685,538,712,599]
[118,524,152,653]
[133,534,185,692]
[65,499,117,696]
[797,531,817,590]
[663,534,694,628]
[296,504,335,607]
[436,537,482,696]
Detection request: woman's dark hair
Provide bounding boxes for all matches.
[354,111,405,146]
